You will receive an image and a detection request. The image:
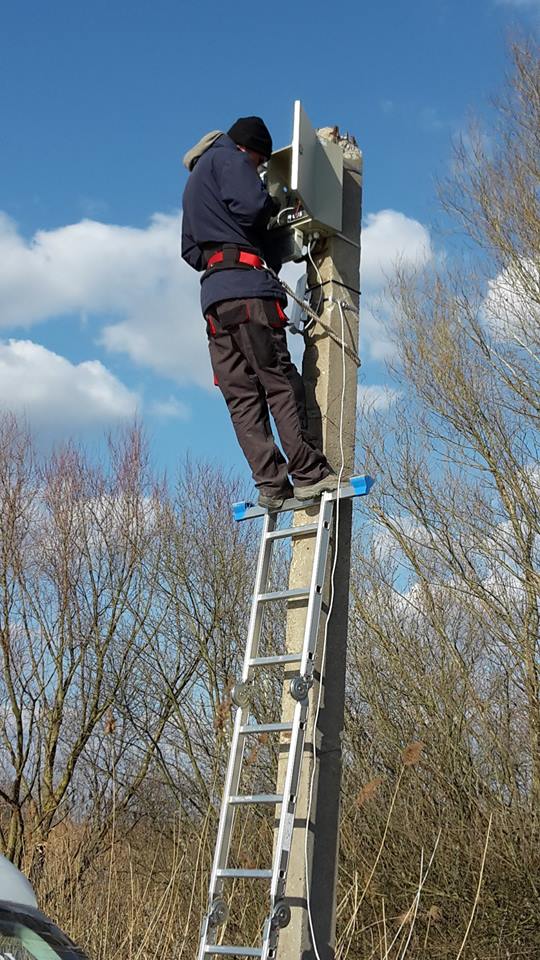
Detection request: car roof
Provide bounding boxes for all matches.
[0,854,38,908]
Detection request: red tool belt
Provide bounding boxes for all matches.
[204,246,264,277]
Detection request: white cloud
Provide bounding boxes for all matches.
[0,207,433,385]
[359,210,433,361]
[152,395,190,419]
[483,259,540,343]
[0,340,137,426]
[358,384,401,411]
[0,211,208,386]
[361,210,432,291]
[360,299,397,361]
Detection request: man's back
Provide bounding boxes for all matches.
[181,133,284,311]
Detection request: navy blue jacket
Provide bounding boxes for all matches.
[181,134,285,313]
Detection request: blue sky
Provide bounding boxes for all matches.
[0,0,537,483]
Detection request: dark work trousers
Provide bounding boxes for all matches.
[205,297,331,494]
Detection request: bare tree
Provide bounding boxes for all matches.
[0,421,198,873]
[337,40,540,958]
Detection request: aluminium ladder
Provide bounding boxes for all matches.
[197,475,373,960]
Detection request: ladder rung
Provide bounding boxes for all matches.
[204,947,262,957]
[229,793,283,805]
[249,653,302,667]
[216,868,272,879]
[239,722,293,735]
[257,587,310,603]
[266,523,319,541]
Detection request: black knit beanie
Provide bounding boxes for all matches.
[227,116,273,159]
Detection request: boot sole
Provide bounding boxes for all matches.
[258,490,294,510]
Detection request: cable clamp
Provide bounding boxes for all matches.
[326,296,351,308]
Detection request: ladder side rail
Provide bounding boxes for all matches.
[260,918,273,960]
[198,705,249,960]
[206,704,249,900]
[241,511,275,683]
[198,916,213,960]
[269,699,308,902]
[299,494,335,677]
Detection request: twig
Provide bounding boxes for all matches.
[455,813,493,960]
[378,829,442,960]
[398,847,424,960]
[357,768,404,914]
[103,756,117,958]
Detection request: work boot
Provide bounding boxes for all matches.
[258,483,294,511]
[293,472,340,501]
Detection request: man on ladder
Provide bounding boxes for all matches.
[181,116,338,510]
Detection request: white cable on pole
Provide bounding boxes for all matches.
[304,297,348,960]
[276,205,297,224]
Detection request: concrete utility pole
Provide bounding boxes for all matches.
[277,130,362,960]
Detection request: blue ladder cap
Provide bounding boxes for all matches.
[350,474,375,496]
[232,500,254,522]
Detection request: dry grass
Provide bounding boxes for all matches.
[25,730,538,960]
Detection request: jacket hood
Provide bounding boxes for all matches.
[183,131,224,171]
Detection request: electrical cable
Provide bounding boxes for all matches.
[304,298,348,960]
[308,278,362,298]
[276,205,297,224]
[278,277,361,367]
[256,240,361,366]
